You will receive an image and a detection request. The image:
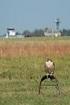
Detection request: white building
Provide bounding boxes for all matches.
[6,28,16,38]
[54,32,61,37]
[44,28,61,37]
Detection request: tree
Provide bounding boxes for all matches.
[61,29,70,36]
[22,30,32,37]
[32,29,44,37]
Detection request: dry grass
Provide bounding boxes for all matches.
[0,38,70,57]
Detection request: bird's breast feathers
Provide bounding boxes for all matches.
[45,61,53,68]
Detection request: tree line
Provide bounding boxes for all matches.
[16,29,44,37]
[61,29,70,36]
[16,28,70,37]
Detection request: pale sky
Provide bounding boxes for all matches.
[0,0,70,34]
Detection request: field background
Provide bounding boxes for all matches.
[0,37,70,105]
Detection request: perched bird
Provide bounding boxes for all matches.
[39,58,60,95]
[44,58,55,75]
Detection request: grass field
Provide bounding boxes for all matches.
[0,37,70,105]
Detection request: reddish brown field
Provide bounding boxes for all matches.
[0,39,70,57]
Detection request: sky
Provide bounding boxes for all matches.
[0,0,70,34]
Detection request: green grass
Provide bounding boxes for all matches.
[0,56,70,105]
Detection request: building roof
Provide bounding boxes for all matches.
[7,28,15,31]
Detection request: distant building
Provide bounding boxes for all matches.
[6,28,16,38]
[54,32,61,37]
[44,28,61,37]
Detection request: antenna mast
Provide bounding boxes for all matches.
[56,18,60,32]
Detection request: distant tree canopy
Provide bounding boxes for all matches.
[32,29,44,37]
[22,29,44,37]
[61,29,70,36]
[22,30,31,37]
